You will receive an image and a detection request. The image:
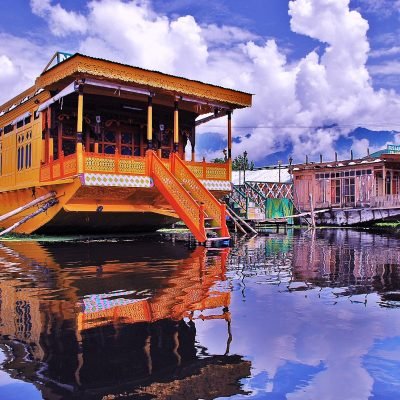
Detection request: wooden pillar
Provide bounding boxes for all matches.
[227,111,232,159]
[173,100,179,152]
[191,127,196,161]
[77,90,83,143]
[147,96,153,149]
[45,108,51,162]
[76,85,84,173]
[382,165,386,196]
[390,170,393,196]
[58,123,63,160]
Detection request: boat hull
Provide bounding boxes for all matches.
[0,177,181,234]
[312,207,400,226]
[35,209,177,234]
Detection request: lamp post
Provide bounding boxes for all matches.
[243,151,248,186]
[278,160,282,183]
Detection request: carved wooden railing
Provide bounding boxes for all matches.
[148,151,207,242]
[184,160,230,181]
[84,152,146,175]
[172,153,229,238]
[39,150,229,186]
[39,153,78,182]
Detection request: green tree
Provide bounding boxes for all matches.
[211,157,226,164]
[232,154,255,171]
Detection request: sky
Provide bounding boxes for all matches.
[0,0,400,165]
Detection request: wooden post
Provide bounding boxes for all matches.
[147,96,153,149]
[45,108,51,162]
[382,165,386,196]
[76,84,84,174]
[76,142,84,174]
[173,100,179,152]
[48,138,54,161]
[227,111,232,159]
[309,193,316,228]
[77,91,83,141]
[190,126,196,161]
[58,123,63,160]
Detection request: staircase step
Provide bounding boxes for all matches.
[205,226,221,230]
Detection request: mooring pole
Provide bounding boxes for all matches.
[309,193,316,229]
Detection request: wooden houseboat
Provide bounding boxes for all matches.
[0,52,252,241]
[291,146,400,225]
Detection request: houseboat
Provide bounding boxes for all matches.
[291,146,400,225]
[0,52,252,241]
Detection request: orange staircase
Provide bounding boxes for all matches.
[147,151,230,243]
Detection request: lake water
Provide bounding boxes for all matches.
[0,229,399,399]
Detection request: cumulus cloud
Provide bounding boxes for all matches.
[30,0,88,37]
[2,0,400,163]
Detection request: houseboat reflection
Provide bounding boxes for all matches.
[0,240,250,399]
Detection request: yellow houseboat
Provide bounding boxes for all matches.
[0,52,252,241]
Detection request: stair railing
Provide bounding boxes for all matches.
[147,151,207,242]
[228,186,248,217]
[171,154,229,238]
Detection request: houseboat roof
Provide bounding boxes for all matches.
[232,168,291,184]
[292,145,400,172]
[0,53,252,120]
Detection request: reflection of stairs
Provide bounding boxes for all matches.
[148,151,230,243]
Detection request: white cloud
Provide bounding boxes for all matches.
[2,0,400,163]
[355,0,400,17]
[30,0,88,37]
[369,46,400,58]
[369,61,400,76]
[0,34,57,105]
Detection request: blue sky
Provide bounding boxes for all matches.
[0,0,399,165]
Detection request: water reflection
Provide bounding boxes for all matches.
[0,230,399,399]
[224,230,400,399]
[0,240,249,399]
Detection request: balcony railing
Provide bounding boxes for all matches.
[39,153,78,182]
[39,152,230,183]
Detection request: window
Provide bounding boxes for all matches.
[331,179,340,204]
[4,124,13,134]
[25,143,32,169]
[17,146,24,171]
[343,178,355,205]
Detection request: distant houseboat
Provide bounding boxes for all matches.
[0,52,252,241]
[291,146,400,225]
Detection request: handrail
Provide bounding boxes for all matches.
[148,151,207,242]
[229,186,248,217]
[171,153,229,238]
[233,185,246,199]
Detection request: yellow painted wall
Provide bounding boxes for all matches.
[0,91,49,193]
